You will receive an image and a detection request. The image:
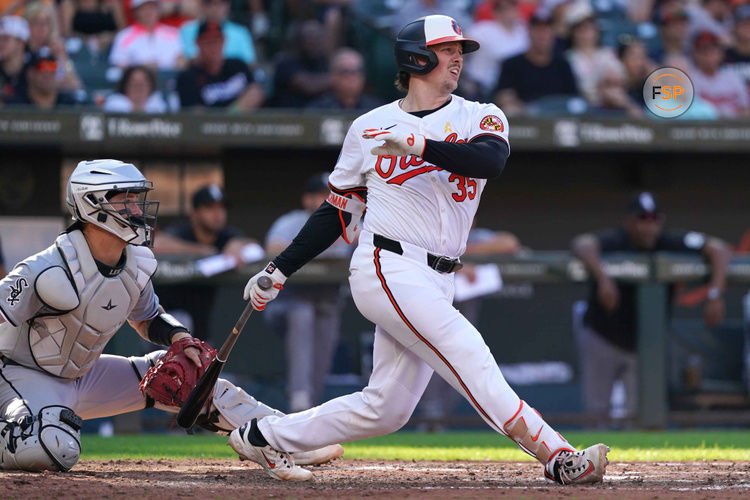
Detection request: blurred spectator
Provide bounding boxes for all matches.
[418,225,521,431]
[307,48,381,110]
[474,0,536,22]
[565,3,615,106]
[272,20,331,108]
[494,13,578,116]
[103,64,167,112]
[464,0,529,99]
[61,0,125,48]
[264,172,351,412]
[690,30,750,118]
[180,0,256,64]
[4,48,81,108]
[159,0,200,27]
[0,0,28,16]
[653,5,691,69]
[154,184,258,341]
[588,59,644,118]
[618,37,655,103]
[176,21,263,110]
[391,0,471,36]
[725,5,750,94]
[0,15,28,102]
[25,1,81,91]
[687,0,732,43]
[571,192,730,423]
[109,0,185,70]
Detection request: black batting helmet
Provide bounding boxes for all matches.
[394,15,479,75]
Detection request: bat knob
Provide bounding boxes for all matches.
[257,275,273,290]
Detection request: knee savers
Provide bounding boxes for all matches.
[0,405,82,471]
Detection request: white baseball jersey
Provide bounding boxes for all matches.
[329,94,509,258]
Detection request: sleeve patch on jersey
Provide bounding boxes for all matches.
[480,115,504,132]
[6,277,28,307]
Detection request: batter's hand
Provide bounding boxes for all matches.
[243,262,286,310]
[597,275,620,313]
[363,128,426,157]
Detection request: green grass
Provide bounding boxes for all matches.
[80,430,750,462]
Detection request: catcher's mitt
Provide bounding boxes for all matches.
[139,337,217,408]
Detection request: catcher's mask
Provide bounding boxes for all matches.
[66,159,159,247]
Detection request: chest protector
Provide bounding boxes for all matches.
[27,231,156,378]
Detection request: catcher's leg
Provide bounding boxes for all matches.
[0,364,81,471]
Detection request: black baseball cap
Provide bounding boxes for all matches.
[628,191,660,216]
[192,184,228,208]
[304,172,330,193]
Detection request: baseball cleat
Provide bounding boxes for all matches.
[544,443,610,485]
[229,424,313,481]
[294,444,344,466]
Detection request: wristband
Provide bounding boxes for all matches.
[148,312,189,346]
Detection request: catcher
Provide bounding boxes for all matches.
[0,159,342,473]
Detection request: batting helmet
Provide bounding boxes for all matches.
[66,159,159,247]
[394,15,479,75]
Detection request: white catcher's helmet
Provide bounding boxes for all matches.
[66,159,159,246]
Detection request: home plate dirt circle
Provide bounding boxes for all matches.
[4,459,749,499]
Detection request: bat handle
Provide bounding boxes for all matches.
[257,275,273,290]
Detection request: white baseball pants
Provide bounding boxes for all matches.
[259,231,570,459]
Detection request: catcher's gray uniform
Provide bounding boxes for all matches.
[0,229,280,472]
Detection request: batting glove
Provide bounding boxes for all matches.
[362,128,426,157]
[243,262,286,311]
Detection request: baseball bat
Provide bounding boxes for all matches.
[177,275,273,428]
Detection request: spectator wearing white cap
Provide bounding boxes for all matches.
[0,15,29,102]
[109,0,185,70]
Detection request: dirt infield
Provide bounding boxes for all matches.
[4,459,750,499]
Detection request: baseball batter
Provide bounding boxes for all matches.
[231,15,609,484]
[0,160,340,474]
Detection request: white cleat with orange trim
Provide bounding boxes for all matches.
[544,444,610,485]
[229,423,313,481]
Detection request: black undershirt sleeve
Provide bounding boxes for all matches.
[273,185,366,277]
[421,135,509,179]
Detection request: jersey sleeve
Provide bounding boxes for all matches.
[0,263,43,327]
[129,281,161,322]
[469,103,510,151]
[328,122,367,190]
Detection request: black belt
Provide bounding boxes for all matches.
[373,234,463,274]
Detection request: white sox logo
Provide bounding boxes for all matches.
[6,278,28,306]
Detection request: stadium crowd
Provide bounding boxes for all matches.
[0,0,749,117]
